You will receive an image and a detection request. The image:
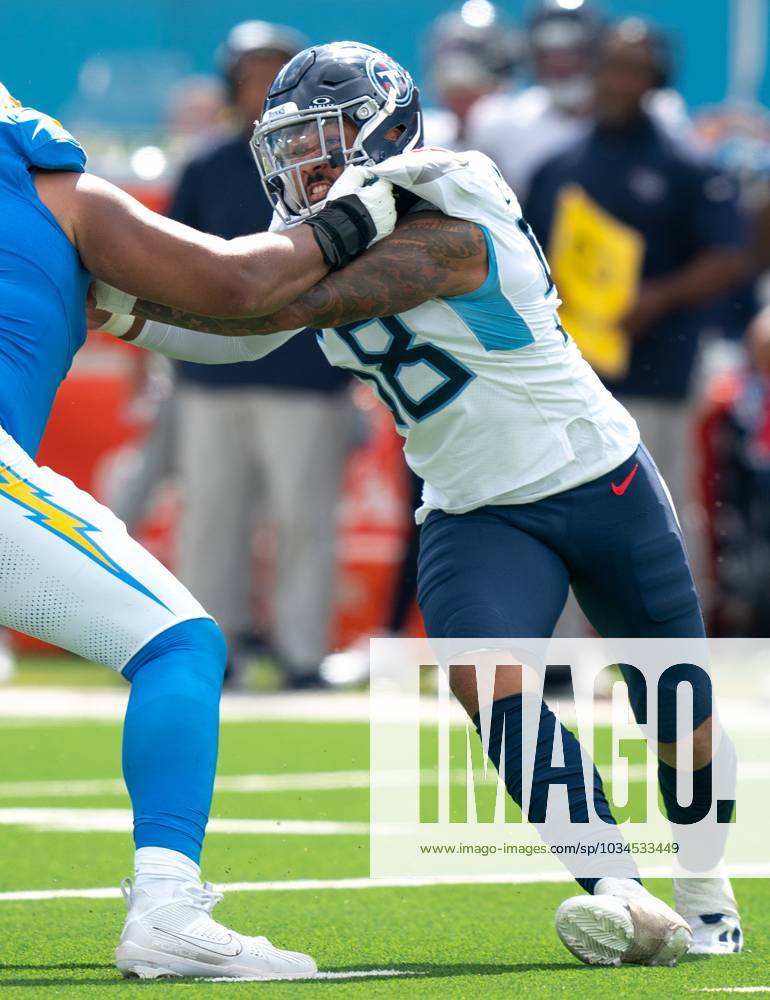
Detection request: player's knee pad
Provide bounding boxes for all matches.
[122,617,227,691]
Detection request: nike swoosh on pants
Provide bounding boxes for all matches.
[611,462,639,496]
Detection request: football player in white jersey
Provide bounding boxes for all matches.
[94,42,742,965]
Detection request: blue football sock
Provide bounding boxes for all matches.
[121,618,226,864]
[476,692,639,893]
[644,662,735,871]
[658,759,717,825]
[657,733,736,872]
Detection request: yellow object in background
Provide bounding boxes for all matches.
[549,185,645,379]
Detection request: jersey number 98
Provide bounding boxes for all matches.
[333,316,474,426]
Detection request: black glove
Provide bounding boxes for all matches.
[394,187,421,218]
[305,194,378,271]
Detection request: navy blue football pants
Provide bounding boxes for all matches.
[417,445,710,738]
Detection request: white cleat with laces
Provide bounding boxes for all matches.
[115,879,318,981]
[555,878,692,967]
[674,875,743,955]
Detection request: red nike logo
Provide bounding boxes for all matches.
[611,463,639,496]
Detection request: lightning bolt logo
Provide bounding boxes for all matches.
[0,462,169,609]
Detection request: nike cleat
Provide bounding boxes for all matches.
[555,880,692,967]
[686,913,743,954]
[115,878,317,980]
[674,875,743,955]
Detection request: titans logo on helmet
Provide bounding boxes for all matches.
[366,54,414,107]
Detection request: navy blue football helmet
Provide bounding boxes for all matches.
[251,41,423,221]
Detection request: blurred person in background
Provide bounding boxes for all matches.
[524,17,747,585]
[422,0,522,149]
[165,74,227,154]
[688,107,770,631]
[467,0,691,202]
[170,21,354,690]
[108,77,229,536]
[467,0,603,201]
[693,104,770,341]
[702,306,770,636]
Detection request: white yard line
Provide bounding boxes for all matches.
[4,864,770,904]
[0,807,368,836]
[0,688,376,723]
[695,990,770,994]
[0,771,374,798]
[3,757,770,800]
[0,872,586,902]
[208,971,426,982]
[0,768,468,799]
[1,686,768,734]
[307,970,425,980]
[0,769,377,798]
[0,777,126,797]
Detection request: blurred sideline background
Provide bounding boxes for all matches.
[1,0,769,690]
[4,0,770,120]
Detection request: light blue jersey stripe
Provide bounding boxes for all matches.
[445,226,535,352]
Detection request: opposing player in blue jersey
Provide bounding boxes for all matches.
[95,43,743,967]
[0,80,400,980]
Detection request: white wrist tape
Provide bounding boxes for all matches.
[96,312,135,338]
[93,280,137,316]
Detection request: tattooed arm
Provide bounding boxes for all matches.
[126,213,488,340]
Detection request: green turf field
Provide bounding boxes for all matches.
[0,657,767,997]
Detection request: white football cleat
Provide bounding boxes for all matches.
[674,875,743,955]
[115,879,317,981]
[555,879,692,967]
[686,914,743,954]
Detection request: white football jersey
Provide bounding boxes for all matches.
[316,148,639,522]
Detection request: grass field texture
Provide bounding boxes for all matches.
[0,657,767,998]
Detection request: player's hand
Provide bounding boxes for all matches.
[620,282,672,339]
[326,165,397,246]
[305,165,397,271]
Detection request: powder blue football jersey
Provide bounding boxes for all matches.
[0,105,90,455]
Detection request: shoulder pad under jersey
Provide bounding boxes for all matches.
[370,147,520,221]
